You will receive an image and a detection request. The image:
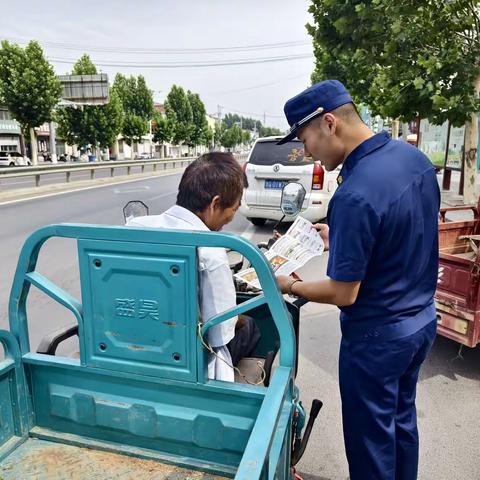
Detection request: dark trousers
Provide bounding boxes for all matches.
[339,320,436,480]
[227,316,261,366]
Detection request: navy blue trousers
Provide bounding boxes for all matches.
[339,321,436,480]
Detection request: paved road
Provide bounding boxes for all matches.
[0,173,478,479]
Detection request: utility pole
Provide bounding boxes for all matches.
[263,112,266,126]
[216,105,223,149]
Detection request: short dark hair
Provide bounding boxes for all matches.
[177,152,248,212]
[331,102,363,123]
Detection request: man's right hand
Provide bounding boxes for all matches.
[313,223,329,250]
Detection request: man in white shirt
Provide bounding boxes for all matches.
[126,152,260,381]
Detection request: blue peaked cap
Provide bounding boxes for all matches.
[277,80,353,144]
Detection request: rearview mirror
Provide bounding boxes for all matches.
[280,182,306,217]
[123,200,149,223]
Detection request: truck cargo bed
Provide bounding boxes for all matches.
[437,207,480,347]
[0,438,228,480]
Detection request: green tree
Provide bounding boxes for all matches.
[152,113,174,145]
[223,113,241,129]
[112,73,154,157]
[0,40,61,164]
[204,125,214,149]
[72,54,97,75]
[308,0,480,201]
[122,114,149,148]
[187,90,209,148]
[260,126,283,137]
[220,124,243,150]
[55,54,123,155]
[242,129,252,144]
[223,113,262,132]
[165,85,194,146]
[214,121,225,149]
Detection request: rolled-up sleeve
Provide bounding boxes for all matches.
[327,192,380,282]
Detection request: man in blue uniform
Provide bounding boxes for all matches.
[276,80,439,480]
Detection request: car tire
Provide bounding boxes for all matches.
[249,217,267,226]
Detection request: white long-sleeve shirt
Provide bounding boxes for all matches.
[126,205,237,381]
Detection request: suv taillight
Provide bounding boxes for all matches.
[312,161,324,190]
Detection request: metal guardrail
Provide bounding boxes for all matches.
[0,154,249,188]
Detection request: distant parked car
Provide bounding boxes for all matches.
[239,136,339,226]
[0,151,31,167]
[136,152,152,159]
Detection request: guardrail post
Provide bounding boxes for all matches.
[127,166,131,175]
[66,172,70,183]
[141,165,145,173]
[153,163,157,172]
[173,161,176,169]
[164,163,167,170]
[35,175,40,187]
[90,169,95,180]
[110,168,114,177]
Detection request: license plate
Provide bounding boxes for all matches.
[265,179,289,189]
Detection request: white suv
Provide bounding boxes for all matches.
[240,136,338,226]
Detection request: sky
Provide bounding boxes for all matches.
[0,0,315,130]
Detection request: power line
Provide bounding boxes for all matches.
[209,73,309,95]
[219,105,285,119]
[3,36,310,55]
[47,53,313,69]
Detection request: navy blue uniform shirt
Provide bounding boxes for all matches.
[327,132,440,341]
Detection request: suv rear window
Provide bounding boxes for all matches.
[249,140,312,166]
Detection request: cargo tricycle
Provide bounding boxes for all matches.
[0,184,320,479]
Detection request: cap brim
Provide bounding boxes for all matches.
[276,128,298,145]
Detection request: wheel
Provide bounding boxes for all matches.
[249,217,267,226]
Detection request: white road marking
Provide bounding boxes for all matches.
[113,186,151,194]
[149,191,177,201]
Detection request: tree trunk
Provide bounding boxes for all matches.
[401,122,409,141]
[462,75,480,204]
[112,139,119,160]
[19,133,26,157]
[30,127,38,165]
[391,119,400,140]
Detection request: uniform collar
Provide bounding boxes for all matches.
[164,205,210,231]
[337,131,391,186]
